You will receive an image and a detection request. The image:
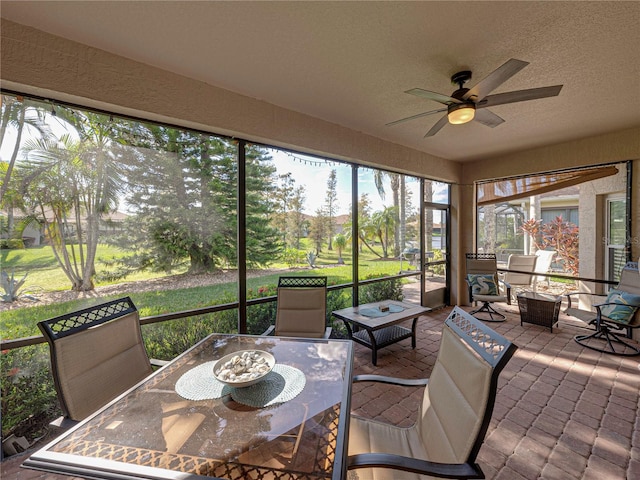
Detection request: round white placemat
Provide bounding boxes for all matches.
[175,361,305,407]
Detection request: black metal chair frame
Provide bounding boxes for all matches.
[466,253,512,322]
[567,261,640,356]
[278,276,327,289]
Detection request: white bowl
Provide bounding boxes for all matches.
[212,350,275,388]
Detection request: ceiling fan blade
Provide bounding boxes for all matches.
[478,85,563,108]
[474,109,505,128]
[463,58,529,101]
[386,107,448,126]
[406,88,461,105]
[424,114,449,137]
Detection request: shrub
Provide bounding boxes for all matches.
[326,288,351,337]
[282,248,304,268]
[143,310,239,360]
[358,276,404,304]
[0,239,25,249]
[246,284,278,335]
[428,249,446,276]
[1,345,60,439]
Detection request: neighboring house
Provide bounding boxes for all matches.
[0,209,128,247]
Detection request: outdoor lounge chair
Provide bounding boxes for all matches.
[566,261,640,356]
[533,249,556,291]
[347,306,517,480]
[465,253,511,322]
[502,253,538,301]
[38,297,164,427]
[263,276,332,338]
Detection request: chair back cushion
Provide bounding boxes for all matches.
[51,311,153,420]
[467,274,498,295]
[417,324,493,463]
[618,263,640,296]
[276,287,327,338]
[505,254,538,286]
[600,289,640,324]
[602,263,640,326]
[466,255,498,276]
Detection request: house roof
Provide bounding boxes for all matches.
[1,1,639,162]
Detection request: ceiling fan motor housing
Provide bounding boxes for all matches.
[447,101,476,123]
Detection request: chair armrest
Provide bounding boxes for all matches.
[499,279,512,305]
[261,325,276,336]
[565,291,606,309]
[150,358,169,368]
[323,326,332,339]
[353,374,429,387]
[348,453,482,479]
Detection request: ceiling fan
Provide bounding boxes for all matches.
[388,58,563,137]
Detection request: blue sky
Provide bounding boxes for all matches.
[268,148,447,217]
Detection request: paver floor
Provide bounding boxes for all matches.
[3,294,639,479]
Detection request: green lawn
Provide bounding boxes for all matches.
[1,241,413,340]
[1,244,188,293]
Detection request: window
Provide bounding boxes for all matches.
[1,92,450,339]
[475,163,630,281]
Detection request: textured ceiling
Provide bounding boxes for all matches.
[2,1,639,162]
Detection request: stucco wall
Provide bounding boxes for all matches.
[457,140,640,308]
[0,19,460,183]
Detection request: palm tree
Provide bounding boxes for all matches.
[20,111,127,291]
[373,170,403,257]
[371,206,397,258]
[0,95,50,239]
[333,233,347,264]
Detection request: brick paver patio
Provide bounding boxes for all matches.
[3,298,639,479]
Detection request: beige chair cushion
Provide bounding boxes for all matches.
[466,257,498,276]
[619,266,640,296]
[472,293,508,303]
[504,254,537,287]
[275,287,327,338]
[54,312,153,420]
[348,326,492,480]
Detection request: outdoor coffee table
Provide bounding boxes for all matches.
[517,291,562,332]
[332,300,430,365]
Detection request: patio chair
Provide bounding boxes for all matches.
[502,254,538,301]
[465,253,511,322]
[262,276,331,338]
[533,249,556,291]
[566,261,640,355]
[38,297,164,427]
[347,306,517,480]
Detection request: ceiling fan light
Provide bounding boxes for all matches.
[448,103,476,124]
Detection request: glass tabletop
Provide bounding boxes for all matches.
[25,334,354,480]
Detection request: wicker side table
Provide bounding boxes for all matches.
[517,292,561,332]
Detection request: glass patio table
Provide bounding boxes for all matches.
[24,334,354,480]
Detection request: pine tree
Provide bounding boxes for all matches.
[324,169,338,250]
